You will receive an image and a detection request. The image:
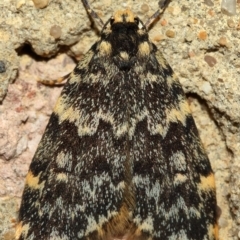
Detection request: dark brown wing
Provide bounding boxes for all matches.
[17,12,217,240]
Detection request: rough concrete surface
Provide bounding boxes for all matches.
[0,0,239,239]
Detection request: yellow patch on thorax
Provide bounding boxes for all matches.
[119,51,129,60]
[99,41,112,56]
[138,42,150,57]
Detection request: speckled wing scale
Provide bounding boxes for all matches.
[16,0,218,239]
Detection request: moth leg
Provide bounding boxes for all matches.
[37,72,70,86]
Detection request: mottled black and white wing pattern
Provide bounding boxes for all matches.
[16,1,218,240]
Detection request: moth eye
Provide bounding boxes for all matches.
[110,17,115,25]
[134,17,139,25]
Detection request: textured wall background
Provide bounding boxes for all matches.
[0,0,239,239]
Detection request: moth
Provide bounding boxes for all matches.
[16,0,218,239]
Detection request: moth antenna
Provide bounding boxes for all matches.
[145,0,171,30]
[82,0,104,28]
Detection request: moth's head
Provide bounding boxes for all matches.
[112,9,135,23]
[110,9,144,29]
